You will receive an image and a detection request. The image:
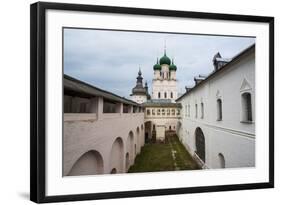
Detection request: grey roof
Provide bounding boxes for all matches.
[142,99,182,108]
[64,75,140,106]
[176,43,255,102]
[215,57,232,62]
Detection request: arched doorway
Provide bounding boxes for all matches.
[141,124,144,146]
[127,131,134,165]
[110,137,124,173]
[218,153,226,168]
[144,121,152,143]
[195,127,205,162]
[68,150,103,176]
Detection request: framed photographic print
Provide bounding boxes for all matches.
[30,1,274,203]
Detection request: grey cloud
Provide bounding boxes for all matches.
[64,28,255,98]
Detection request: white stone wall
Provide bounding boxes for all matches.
[64,100,145,176]
[152,80,178,101]
[177,49,255,169]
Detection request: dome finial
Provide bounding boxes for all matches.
[138,66,142,76]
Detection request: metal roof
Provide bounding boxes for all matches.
[64,75,140,106]
[142,99,182,108]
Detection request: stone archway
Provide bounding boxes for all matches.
[195,127,206,163]
[144,121,152,143]
[68,150,104,176]
[110,137,124,173]
[127,131,134,165]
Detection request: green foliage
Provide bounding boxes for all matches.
[128,133,200,173]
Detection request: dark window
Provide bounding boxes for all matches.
[79,102,87,113]
[201,103,204,119]
[195,104,198,118]
[64,100,71,113]
[171,92,173,98]
[158,92,161,99]
[242,93,252,121]
[157,109,161,115]
[146,109,150,115]
[164,92,167,98]
[123,104,130,113]
[217,99,222,121]
[103,100,116,113]
[133,106,138,113]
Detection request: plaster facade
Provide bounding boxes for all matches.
[176,45,255,169]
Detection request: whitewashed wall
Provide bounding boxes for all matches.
[177,48,255,169]
[64,112,145,175]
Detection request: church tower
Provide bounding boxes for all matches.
[131,68,149,104]
[152,50,178,102]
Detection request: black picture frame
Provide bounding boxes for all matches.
[30,1,274,203]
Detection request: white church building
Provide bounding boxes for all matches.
[176,44,255,169]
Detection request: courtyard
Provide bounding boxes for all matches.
[128,132,200,173]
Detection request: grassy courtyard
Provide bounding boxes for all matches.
[128,133,200,173]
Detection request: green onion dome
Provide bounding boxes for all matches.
[153,58,161,70]
[169,59,177,71]
[159,51,171,65]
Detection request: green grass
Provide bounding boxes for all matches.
[128,133,200,173]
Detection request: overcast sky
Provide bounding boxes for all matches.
[64,28,255,98]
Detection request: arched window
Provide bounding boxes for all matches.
[241,92,252,122]
[171,92,173,99]
[162,109,165,115]
[164,92,167,98]
[146,109,150,115]
[201,102,204,119]
[217,99,222,121]
[195,127,205,162]
[158,92,161,99]
[157,109,161,115]
[195,104,198,118]
[218,153,225,168]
